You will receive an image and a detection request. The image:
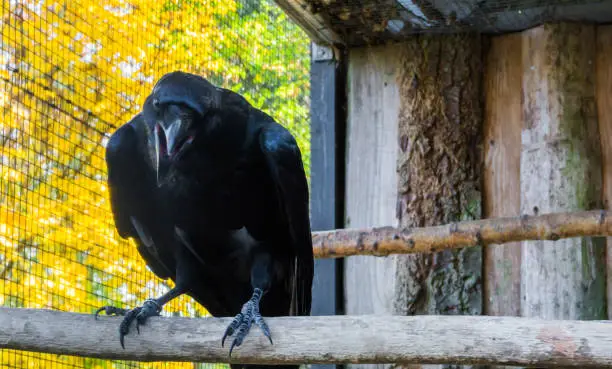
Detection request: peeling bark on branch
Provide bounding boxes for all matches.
[312,210,612,258]
[3,308,612,367]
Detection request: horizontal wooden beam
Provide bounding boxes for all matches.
[273,0,342,47]
[2,307,612,367]
[312,209,612,258]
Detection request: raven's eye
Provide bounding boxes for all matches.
[152,98,160,110]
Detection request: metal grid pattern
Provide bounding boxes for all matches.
[0,0,311,368]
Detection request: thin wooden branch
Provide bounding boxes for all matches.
[312,209,612,258]
[2,307,612,367]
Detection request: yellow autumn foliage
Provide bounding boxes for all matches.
[0,0,310,368]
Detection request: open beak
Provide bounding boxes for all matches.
[154,121,194,186]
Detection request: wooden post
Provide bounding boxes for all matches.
[395,33,483,369]
[310,41,341,369]
[520,24,606,320]
[343,45,401,369]
[483,34,523,318]
[597,25,612,319]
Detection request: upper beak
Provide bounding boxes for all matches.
[155,122,173,160]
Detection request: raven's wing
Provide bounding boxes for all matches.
[258,121,314,316]
[105,114,173,279]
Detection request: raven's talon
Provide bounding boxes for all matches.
[254,313,273,345]
[116,299,162,349]
[94,305,128,319]
[229,338,240,358]
[223,296,272,357]
[118,307,141,349]
[222,313,243,347]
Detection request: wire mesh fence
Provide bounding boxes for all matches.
[0,0,311,368]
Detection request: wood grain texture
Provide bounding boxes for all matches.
[4,308,612,367]
[597,25,612,319]
[483,33,522,318]
[313,210,612,257]
[343,45,401,369]
[520,23,605,320]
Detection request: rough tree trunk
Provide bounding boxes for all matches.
[520,24,606,321]
[395,33,483,369]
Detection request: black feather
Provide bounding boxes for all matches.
[105,114,174,279]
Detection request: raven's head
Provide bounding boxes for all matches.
[142,71,222,187]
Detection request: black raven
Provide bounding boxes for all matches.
[95,71,314,363]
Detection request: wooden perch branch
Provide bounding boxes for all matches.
[2,307,612,367]
[312,209,612,258]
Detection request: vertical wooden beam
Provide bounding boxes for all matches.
[309,42,340,369]
[344,45,401,369]
[396,34,483,369]
[483,34,523,318]
[520,23,606,320]
[596,25,612,319]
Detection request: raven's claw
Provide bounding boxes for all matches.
[221,288,272,357]
[95,299,161,349]
[94,305,128,319]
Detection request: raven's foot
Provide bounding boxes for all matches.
[95,299,162,349]
[221,288,272,357]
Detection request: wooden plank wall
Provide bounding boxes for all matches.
[344,45,400,369]
[484,24,608,324]
[597,25,612,319]
[483,34,522,318]
[481,32,525,369]
[520,24,605,320]
[343,23,612,368]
